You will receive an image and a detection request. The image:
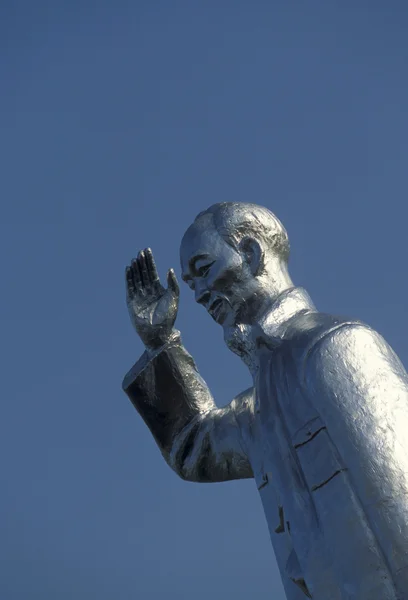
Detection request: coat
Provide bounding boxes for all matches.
[123,287,408,599]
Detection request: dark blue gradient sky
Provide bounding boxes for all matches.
[1,2,408,598]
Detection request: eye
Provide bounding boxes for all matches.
[197,261,214,278]
[198,266,210,277]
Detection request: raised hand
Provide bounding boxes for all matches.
[125,248,180,351]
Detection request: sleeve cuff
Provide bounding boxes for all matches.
[122,329,182,392]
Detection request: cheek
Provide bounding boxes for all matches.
[209,259,246,292]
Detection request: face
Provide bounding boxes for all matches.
[180,219,263,328]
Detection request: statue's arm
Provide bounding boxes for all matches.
[123,249,252,482]
[123,334,253,482]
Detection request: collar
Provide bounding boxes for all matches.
[254,286,316,349]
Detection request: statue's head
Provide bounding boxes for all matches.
[180,202,291,330]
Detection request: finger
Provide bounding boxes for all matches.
[131,258,143,293]
[125,266,135,296]
[167,268,180,298]
[138,250,151,290]
[145,248,160,286]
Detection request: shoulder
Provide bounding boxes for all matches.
[283,310,362,359]
[282,311,401,380]
[307,320,390,363]
[304,320,408,389]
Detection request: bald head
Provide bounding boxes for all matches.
[186,202,290,264]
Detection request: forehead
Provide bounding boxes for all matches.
[180,219,225,275]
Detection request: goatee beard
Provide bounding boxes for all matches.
[223,323,258,374]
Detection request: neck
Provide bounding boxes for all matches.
[243,262,295,335]
[223,264,294,375]
[223,282,314,378]
[259,259,294,300]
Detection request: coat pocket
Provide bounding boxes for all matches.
[293,417,345,492]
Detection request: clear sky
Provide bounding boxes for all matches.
[1,2,408,599]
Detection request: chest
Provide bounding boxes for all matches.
[254,347,320,459]
[244,347,344,533]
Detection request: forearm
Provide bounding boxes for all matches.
[123,336,253,482]
[123,334,216,458]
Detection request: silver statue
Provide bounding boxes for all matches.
[123,202,408,599]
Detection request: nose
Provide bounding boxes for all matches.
[195,281,210,306]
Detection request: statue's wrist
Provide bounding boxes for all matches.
[145,329,181,356]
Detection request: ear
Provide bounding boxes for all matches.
[238,237,264,276]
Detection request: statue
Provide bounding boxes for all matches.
[122,202,408,599]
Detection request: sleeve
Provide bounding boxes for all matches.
[122,333,253,483]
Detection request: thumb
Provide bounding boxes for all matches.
[167,268,180,297]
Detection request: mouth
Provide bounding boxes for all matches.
[208,298,227,324]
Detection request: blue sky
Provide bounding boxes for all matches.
[1,2,408,599]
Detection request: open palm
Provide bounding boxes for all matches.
[126,248,179,350]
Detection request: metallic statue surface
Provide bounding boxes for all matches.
[123,203,408,599]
